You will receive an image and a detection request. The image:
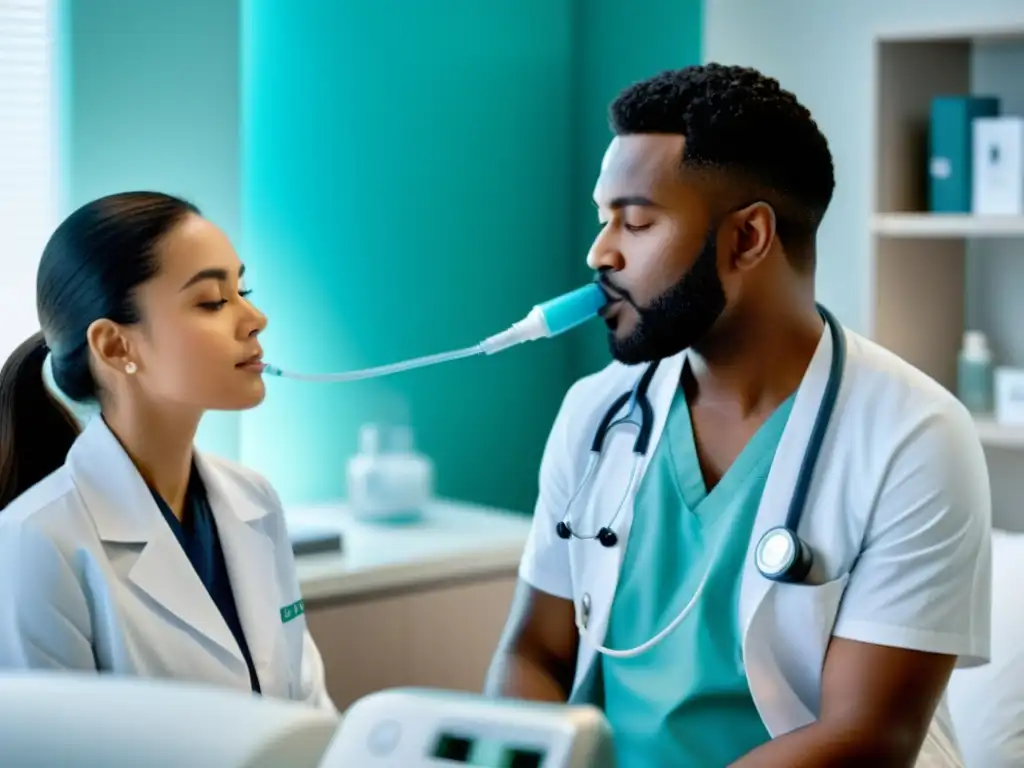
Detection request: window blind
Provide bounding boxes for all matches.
[0,0,58,362]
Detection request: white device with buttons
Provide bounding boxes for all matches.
[319,687,615,767]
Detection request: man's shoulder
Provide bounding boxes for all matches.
[842,332,984,501]
[558,332,978,446]
[845,330,973,429]
[563,356,667,408]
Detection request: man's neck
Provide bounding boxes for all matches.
[686,300,824,419]
[102,403,201,519]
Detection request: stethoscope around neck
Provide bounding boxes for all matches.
[556,306,847,658]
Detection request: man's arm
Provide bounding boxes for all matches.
[731,640,956,766]
[485,381,585,701]
[483,581,578,701]
[734,398,991,767]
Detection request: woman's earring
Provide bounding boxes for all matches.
[125,361,137,375]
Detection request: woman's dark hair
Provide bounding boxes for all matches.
[0,191,200,510]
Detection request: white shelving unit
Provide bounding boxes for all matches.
[973,416,1024,450]
[871,24,1024,451]
[871,213,1024,239]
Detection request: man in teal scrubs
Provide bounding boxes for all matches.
[600,387,794,766]
[485,64,974,766]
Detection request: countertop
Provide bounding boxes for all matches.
[285,499,532,603]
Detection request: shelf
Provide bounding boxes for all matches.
[974,416,1024,449]
[876,24,1024,44]
[872,213,1024,239]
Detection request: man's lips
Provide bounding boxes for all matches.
[598,298,623,319]
[597,281,626,317]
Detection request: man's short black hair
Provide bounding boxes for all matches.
[610,63,835,266]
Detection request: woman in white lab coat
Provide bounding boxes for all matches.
[0,191,333,710]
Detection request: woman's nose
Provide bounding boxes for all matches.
[243,303,267,337]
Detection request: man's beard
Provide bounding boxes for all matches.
[606,230,727,365]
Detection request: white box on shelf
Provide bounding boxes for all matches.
[972,116,1024,215]
[995,367,1024,426]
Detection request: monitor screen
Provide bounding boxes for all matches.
[432,732,546,768]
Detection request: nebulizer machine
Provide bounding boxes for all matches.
[0,673,615,768]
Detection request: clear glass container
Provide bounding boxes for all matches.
[346,423,434,524]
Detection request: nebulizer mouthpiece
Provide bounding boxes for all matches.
[262,282,608,383]
[478,282,608,355]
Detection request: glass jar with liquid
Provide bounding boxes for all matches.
[346,423,434,524]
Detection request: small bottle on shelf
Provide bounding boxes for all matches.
[957,330,994,415]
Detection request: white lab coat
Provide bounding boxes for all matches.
[0,417,334,712]
[519,325,991,766]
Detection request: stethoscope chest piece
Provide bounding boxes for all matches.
[755,525,813,583]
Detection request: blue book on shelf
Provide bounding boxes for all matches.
[928,95,1000,213]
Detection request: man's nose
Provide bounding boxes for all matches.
[587,227,626,273]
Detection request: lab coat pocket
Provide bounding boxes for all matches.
[772,573,850,719]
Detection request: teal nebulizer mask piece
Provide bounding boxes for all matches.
[262,281,609,383]
[478,282,609,353]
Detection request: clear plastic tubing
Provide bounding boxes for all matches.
[262,282,608,384]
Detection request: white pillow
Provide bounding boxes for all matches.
[946,529,1024,767]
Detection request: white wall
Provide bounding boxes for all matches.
[704,0,1024,335]
[61,0,241,458]
[0,0,59,363]
[705,0,1024,531]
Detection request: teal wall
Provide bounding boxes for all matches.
[61,0,703,512]
[240,0,703,512]
[240,0,579,512]
[59,0,242,458]
[569,0,704,377]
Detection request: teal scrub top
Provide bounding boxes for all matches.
[600,386,795,767]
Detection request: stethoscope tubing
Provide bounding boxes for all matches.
[560,306,846,657]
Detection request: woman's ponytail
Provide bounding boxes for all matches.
[0,332,78,511]
[1,191,201,511]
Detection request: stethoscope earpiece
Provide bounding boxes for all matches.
[555,521,571,540]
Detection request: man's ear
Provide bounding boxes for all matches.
[86,318,135,377]
[730,201,777,272]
